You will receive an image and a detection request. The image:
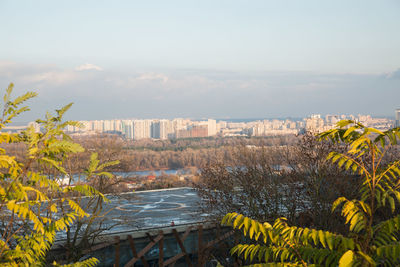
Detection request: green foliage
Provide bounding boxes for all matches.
[0,83,102,266]
[222,121,400,266]
[222,213,351,266]
[62,152,120,262]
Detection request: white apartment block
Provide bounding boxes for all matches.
[63,114,393,139]
[133,120,152,140]
[207,119,217,136]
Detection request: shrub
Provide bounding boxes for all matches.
[0,83,110,266]
[222,120,400,266]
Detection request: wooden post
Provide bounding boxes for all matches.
[197,225,203,267]
[159,230,164,267]
[146,232,155,243]
[181,226,193,241]
[127,235,150,267]
[124,233,163,267]
[114,236,120,267]
[234,231,240,267]
[172,229,194,267]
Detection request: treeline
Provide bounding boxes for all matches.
[125,135,296,151]
[95,135,296,171]
[1,134,297,172]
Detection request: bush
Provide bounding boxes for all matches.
[222,121,400,266]
[0,83,113,266]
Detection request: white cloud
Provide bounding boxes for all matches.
[75,63,103,71]
[21,71,79,86]
[137,72,168,83]
[386,68,400,79]
[0,61,398,121]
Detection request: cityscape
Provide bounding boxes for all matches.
[1,1,400,266]
[4,113,396,140]
[64,113,394,140]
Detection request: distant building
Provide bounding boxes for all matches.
[325,115,340,126]
[1,121,41,134]
[63,114,394,139]
[305,114,324,131]
[396,109,400,127]
[133,120,151,140]
[191,125,208,137]
[176,129,191,138]
[122,120,134,139]
[146,175,156,182]
[207,119,217,136]
[175,125,208,138]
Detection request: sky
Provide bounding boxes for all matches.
[0,0,399,122]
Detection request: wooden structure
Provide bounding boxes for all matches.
[84,224,236,266]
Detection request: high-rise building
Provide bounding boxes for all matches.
[191,125,208,137]
[113,120,123,133]
[251,122,264,136]
[103,120,113,132]
[150,120,170,139]
[151,120,160,139]
[325,115,340,126]
[122,120,133,139]
[159,119,171,139]
[305,114,324,131]
[93,120,103,132]
[207,119,217,136]
[396,109,400,127]
[172,118,184,131]
[133,120,152,140]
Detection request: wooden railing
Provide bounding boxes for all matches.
[84,224,238,266]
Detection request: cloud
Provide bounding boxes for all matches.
[21,71,79,86]
[75,63,103,71]
[386,68,400,79]
[137,72,168,83]
[0,60,398,121]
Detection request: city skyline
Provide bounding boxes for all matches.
[51,113,396,140]
[4,113,394,140]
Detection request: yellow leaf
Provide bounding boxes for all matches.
[339,250,354,267]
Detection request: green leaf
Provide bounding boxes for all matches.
[388,196,395,213]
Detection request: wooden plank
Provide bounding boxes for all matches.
[114,236,120,267]
[197,225,203,267]
[181,226,192,242]
[172,229,194,267]
[124,233,163,267]
[162,225,192,267]
[203,230,234,249]
[163,252,185,266]
[234,231,240,267]
[137,234,163,258]
[159,231,164,267]
[146,232,155,243]
[127,235,149,267]
[82,239,119,254]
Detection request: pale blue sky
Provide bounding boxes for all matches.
[0,0,399,120]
